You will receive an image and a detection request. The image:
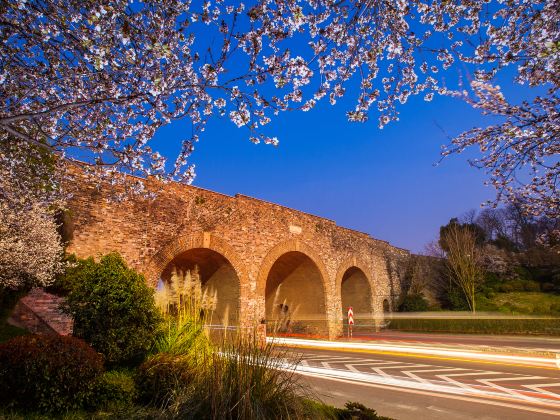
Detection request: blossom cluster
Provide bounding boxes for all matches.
[1,0,557,216]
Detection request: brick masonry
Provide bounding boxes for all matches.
[66,168,410,339]
[9,288,73,336]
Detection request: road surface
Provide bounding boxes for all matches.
[288,346,560,419]
[353,331,560,353]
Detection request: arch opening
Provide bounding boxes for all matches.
[264,251,327,336]
[383,299,391,314]
[159,248,240,327]
[341,267,373,330]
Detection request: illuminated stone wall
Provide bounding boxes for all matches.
[66,169,409,338]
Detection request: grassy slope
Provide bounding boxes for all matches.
[391,292,560,335]
[478,292,560,315]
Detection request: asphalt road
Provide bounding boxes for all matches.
[352,331,560,353]
[288,347,560,420]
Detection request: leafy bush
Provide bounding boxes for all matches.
[499,279,541,293]
[303,400,393,420]
[550,303,560,313]
[0,334,103,413]
[87,370,138,411]
[444,285,470,311]
[65,253,161,367]
[399,293,429,312]
[337,402,393,420]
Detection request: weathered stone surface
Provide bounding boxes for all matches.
[66,169,409,338]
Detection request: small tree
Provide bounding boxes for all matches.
[0,137,63,292]
[64,253,161,367]
[443,224,484,313]
[0,201,63,291]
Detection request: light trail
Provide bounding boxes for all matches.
[293,365,560,417]
[289,362,560,409]
[269,337,560,369]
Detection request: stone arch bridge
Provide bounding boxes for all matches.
[66,173,409,339]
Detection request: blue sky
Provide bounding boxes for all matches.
[152,86,504,253]
[146,6,541,254]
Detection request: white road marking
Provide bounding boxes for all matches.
[435,371,504,393]
[371,364,431,378]
[523,383,560,400]
[295,366,560,415]
[343,361,404,372]
[477,376,547,402]
[403,367,469,384]
[299,353,560,405]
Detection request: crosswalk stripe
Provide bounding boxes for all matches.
[435,371,503,392]
[372,364,430,378]
[344,361,404,372]
[523,383,560,400]
[477,376,547,402]
[402,367,468,384]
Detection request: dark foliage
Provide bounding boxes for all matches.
[442,284,470,311]
[439,218,486,253]
[399,293,429,312]
[0,334,103,413]
[337,402,393,420]
[86,370,138,411]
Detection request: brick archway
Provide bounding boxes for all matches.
[256,239,330,298]
[256,239,333,335]
[335,256,375,302]
[144,231,248,290]
[335,256,375,333]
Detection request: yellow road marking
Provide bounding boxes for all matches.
[285,344,560,372]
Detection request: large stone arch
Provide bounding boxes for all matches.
[335,256,376,335]
[335,256,375,300]
[145,231,248,288]
[144,231,250,327]
[256,239,333,336]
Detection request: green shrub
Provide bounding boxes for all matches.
[445,286,470,311]
[337,401,393,420]
[522,280,541,292]
[87,370,138,411]
[65,253,161,367]
[302,400,393,420]
[0,334,103,413]
[513,266,534,281]
[399,293,429,312]
[550,303,560,313]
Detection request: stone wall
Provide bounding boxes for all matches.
[65,167,410,338]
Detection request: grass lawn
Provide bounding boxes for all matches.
[479,292,560,315]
